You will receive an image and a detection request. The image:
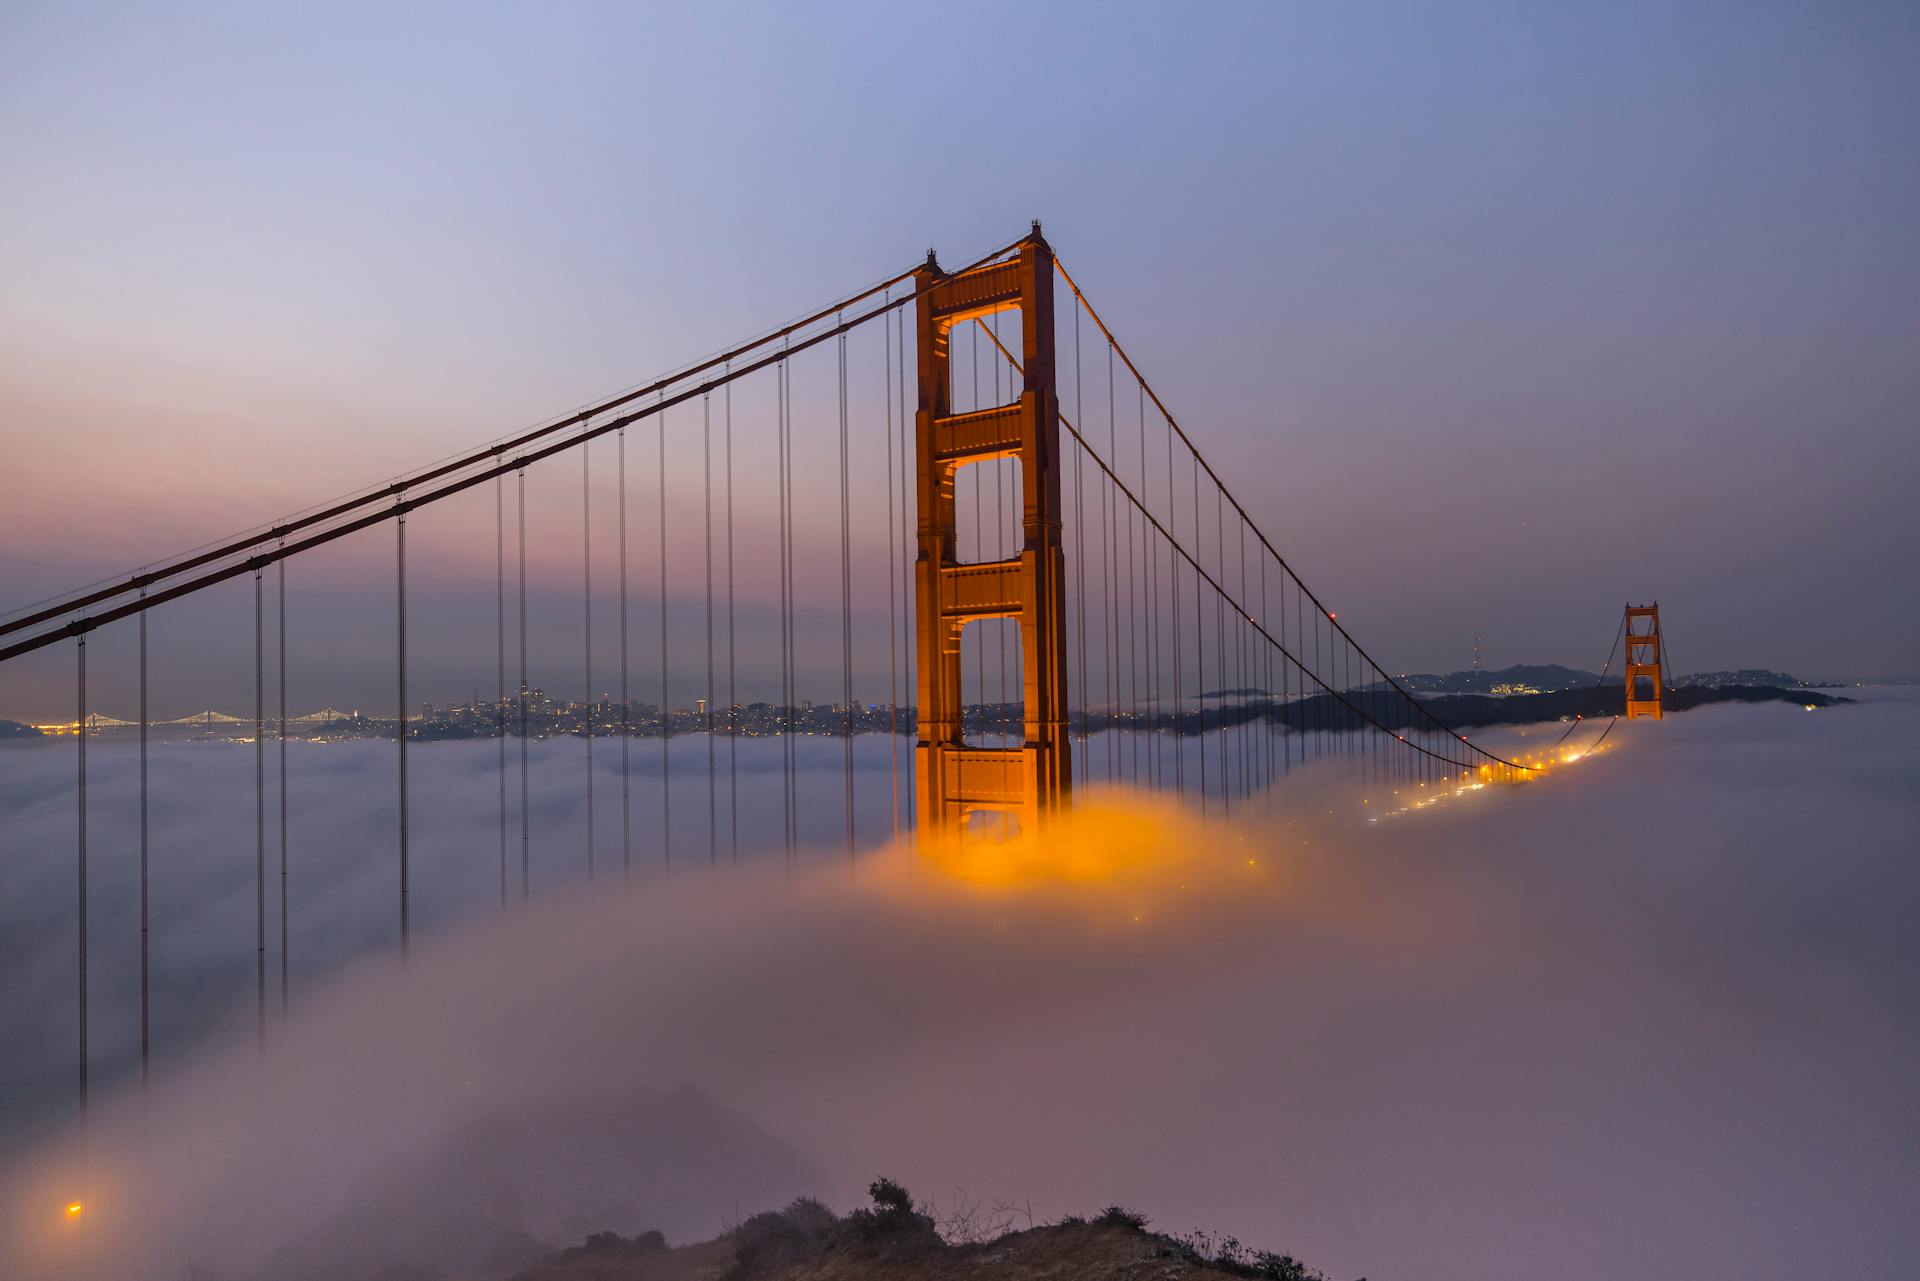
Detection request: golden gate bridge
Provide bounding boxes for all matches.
[1,225,1647,1122]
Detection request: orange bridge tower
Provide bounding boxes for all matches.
[913,227,1072,831]
[1624,602,1664,720]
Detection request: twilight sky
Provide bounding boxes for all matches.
[2,1,1917,720]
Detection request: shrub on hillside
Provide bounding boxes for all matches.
[868,1177,914,1216]
[556,1228,667,1262]
[1163,1227,1329,1280]
[834,1176,940,1252]
[725,1198,838,1279]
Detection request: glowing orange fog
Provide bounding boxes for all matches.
[917,798,1212,888]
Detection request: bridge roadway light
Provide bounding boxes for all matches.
[66,1200,83,1219]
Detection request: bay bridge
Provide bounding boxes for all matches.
[1,225,1644,1123]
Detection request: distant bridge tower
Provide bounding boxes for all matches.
[913,226,1072,831]
[1624,603,1664,720]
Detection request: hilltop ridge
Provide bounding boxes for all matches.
[511,1183,1336,1281]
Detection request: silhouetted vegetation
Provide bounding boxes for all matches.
[1093,1204,1149,1231]
[867,1176,914,1217]
[1162,1228,1330,1280]
[556,1227,667,1261]
[725,1198,839,1279]
[833,1175,941,1251]
[546,1179,1335,1281]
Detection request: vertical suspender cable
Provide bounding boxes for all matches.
[582,428,594,881]
[999,311,1011,747]
[1166,409,1183,797]
[1214,486,1229,815]
[1312,591,1322,766]
[1191,453,1207,815]
[897,309,914,836]
[786,355,798,856]
[705,393,717,870]
[138,588,149,1087]
[254,566,265,1048]
[518,467,529,904]
[1103,339,1116,781]
[658,399,671,875]
[1138,381,1157,789]
[725,373,738,866]
[1110,341,1126,781]
[497,476,507,907]
[1370,658,1378,791]
[1299,578,1310,771]
[1294,574,1304,772]
[77,636,87,1120]
[839,320,855,861]
[1238,526,1249,792]
[971,324,982,748]
[1244,518,1259,791]
[1260,546,1272,791]
[1124,357,1140,784]
[1283,573,1293,773]
[1339,637,1348,771]
[1347,638,1355,773]
[618,429,630,880]
[277,552,288,1013]
[1237,515,1249,798]
[885,293,900,841]
[1073,305,1088,756]
[1278,571,1289,776]
[1137,387,1152,786]
[778,354,794,866]
[396,502,409,963]
[775,357,787,859]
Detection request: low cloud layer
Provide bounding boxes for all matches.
[3,693,1917,1281]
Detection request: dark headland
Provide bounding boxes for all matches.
[510,1181,1336,1281]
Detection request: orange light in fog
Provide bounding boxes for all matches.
[66,1201,83,1218]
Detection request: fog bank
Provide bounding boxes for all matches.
[3,693,1917,1281]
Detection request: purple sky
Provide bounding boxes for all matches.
[2,2,1917,720]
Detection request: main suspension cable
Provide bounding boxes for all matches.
[1050,255,1530,772]
[3,241,1031,666]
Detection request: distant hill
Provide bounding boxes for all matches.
[1399,664,1812,695]
[1671,668,1809,689]
[1200,664,1604,701]
[1414,683,1843,730]
[1082,682,1846,740]
[1398,664,1600,695]
[0,719,42,739]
